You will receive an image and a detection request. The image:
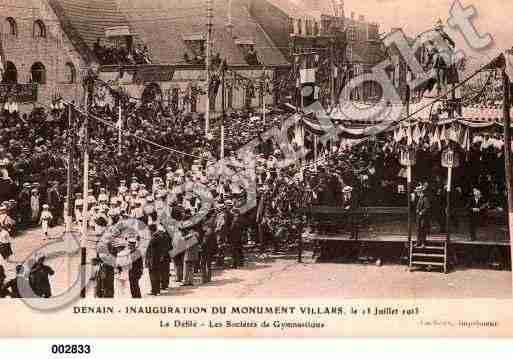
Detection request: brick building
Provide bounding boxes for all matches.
[250,0,387,104]
[0,0,89,111]
[1,0,289,114]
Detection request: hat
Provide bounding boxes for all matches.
[225,200,234,206]
[415,185,424,192]
[343,186,353,193]
[128,238,138,245]
[43,204,49,209]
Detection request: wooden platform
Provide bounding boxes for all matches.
[303,232,510,247]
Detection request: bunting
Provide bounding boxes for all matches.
[413,125,421,144]
[462,127,470,152]
[440,125,447,143]
[406,125,412,146]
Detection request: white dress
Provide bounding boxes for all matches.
[114,248,132,298]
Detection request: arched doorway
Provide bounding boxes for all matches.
[31,62,46,84]
[141,83,162,104]
[2,62,18,83]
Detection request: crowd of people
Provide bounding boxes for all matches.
[93,38,152,66]
[0,90,509,297]
[0,98,329,298]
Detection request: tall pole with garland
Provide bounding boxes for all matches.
[330,37,336,111]
[118,96,123,156]
[502,65,513,289]
[221,59,226,161]
[205,0,213,136]
[80,63,98,298]
[65,102,74,287]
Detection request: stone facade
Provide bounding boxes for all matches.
[0,0,86,111]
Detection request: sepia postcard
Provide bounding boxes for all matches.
[0,0,512,338]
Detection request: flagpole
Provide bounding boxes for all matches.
[262,94,266,124]
[501,65,513,292]
[80,63,97,298]
[221,60,226,161]
[81,83,90,299]
[65,103,74,287]
[314,135,318,172]
[118,101,122,156]
[205,0,213,136]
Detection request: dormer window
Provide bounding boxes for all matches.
[183,33,206,64]
[236,39,260,66]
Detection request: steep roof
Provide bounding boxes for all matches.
[351,41,386,64]
[264,0,317,19]
[114,0,288,66]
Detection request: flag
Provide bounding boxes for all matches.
[505,49,513,82]
[397,127,405,142]
[433,127,440,149]
[440,125,447,143]
[0,52,4,77]
[413,125,421,144]
[483,50,513,80]
[299,68,317,106]
[420,124,427,139]
[462,128,470,152]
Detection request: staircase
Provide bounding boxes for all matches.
[409,234,448,273]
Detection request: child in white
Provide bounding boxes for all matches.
[40,205,53,240]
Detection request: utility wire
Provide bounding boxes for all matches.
[59,99,203,159]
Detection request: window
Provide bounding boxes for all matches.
[182,34,206,64]
[2,62,17,83]
[64,62,76,84]
[288,18,294,35]
[5,17,17,36]
[141,83,162,104]
[33,20,46,38]
[347,26,356,42]
[313,21,319,36]
[31,62,46,84]
[305,20,312,36]
[346,46,353,62]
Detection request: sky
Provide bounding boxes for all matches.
[293,0,513,69]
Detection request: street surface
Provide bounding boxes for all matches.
[1,226,511,299]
